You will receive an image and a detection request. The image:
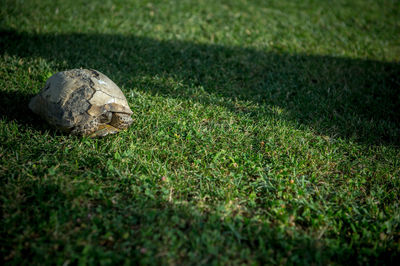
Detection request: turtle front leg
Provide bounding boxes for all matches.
[89,124,120,137]
[71,116,118,137]
[110,113,133,130]
[71,113,132,137]
[71,117,100,136]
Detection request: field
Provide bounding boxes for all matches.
[1,0,399,264]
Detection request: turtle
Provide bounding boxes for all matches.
[29,69,133,137]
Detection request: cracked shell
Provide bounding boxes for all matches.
[29,69,133,135]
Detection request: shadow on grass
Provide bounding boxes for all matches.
[1,177,394,265]
[1,29,399,145]
[0,89,37,126]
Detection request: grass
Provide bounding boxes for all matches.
[1,0,399,264]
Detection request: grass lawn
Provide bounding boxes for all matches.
[1,0,399,264]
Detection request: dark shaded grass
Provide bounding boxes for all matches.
[2,176,396,265]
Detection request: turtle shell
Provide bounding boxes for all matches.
[29,69,133,132]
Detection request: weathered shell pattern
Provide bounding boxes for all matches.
[29,69,133,135]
